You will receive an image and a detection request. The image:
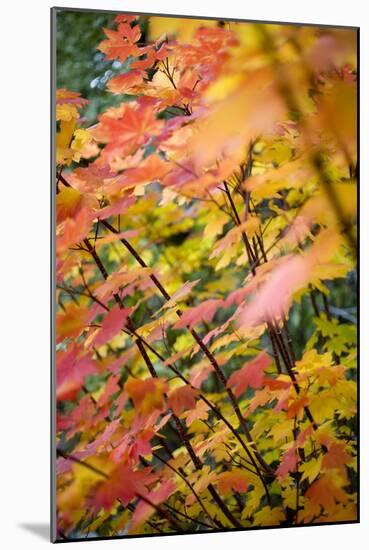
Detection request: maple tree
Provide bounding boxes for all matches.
[54,12,357,540]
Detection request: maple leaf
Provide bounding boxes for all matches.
[56,344,96,401]
[75,419,122,461]
[56,187,83,223]
[125,378,168,415]
[110,153,172,196]
[94,267,152,301]
[72,162,116,192]
[56,88,89,108]
[305,472,349,516]
[56,304,88,342]
[322,442,352,471]
[300,455,323,484]
[210,218,260,260]
[94,230,140,249]
[173,299,223,330]
[92,305,132,347]
[56,186,98,224]
[111,428,154,464]
[317,79,357,161]
[90,464,157,511]
[57,394,96,435]
[98,24,142,62]
[168,385,199,416]
[246,387,272,414]
[185,466,218,506]
[110,412,170,464]
[286,393,310,420]
[227,353,271,397]
[161,279,201,310]
[253,506,285,526]
[130,480,177,530]
[189,363,213,389]
[56,208,92,253]
[70,129,93,162]
[107,69,145,94]
[276,446,297,481]
[93,101,163,159]
[185,400,210,426]
[217,470,249,496]
[115,14,137,25]
[203,209,230,240]
[238,254,312,327]
[96,374,121,408]
[94,196,136,220]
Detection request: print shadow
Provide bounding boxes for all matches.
[18,523,49,541]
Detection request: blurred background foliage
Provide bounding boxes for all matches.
[56,10,126,123]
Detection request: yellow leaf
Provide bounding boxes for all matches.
[300,455,323,483]
[71,128,92,161]
[56,119,76,150]
[56,103,79,122]
[253,505,285,526]
[149,16,216,42]
[203,210,230,240]
[206,73,245,101]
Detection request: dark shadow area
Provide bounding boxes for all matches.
[18,523,49,541]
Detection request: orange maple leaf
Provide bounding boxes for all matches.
[125,378,168,415]
[107,69,145,94]
[168,386,199,416]
[305,472,349,516]
[217,470,249,496]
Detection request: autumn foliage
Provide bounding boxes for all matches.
[55,12,357,540]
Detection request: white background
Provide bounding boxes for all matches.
[0,0,367,548]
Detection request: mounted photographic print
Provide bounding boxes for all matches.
[51,7,358,542]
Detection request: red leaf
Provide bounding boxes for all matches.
[90,464,156,511]
[227,353,271,397]
[92,305,132,347]
[111,428,154,464]
[263,377,292,391]
[56,344,96,401]
[238,255,311,327]
[173,299,223,330]
[95,195,135,220]
[75,419,121,460]
[189,363,213,389]
[131,480,177,529]
[276,446,297,481]
[96,374,121,408]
